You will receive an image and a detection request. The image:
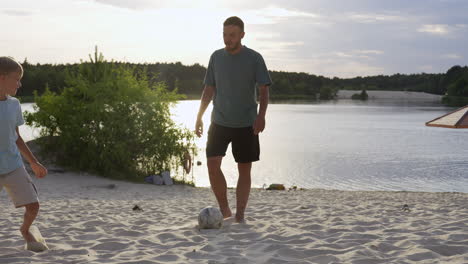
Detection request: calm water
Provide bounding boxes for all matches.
[21,100,468,193]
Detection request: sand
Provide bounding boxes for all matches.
[1,169,467,264]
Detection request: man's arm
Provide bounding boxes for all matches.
[15,127,47,178]
[253,85,269,135]
[195,85,215,137]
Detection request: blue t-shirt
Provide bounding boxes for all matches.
[0,96,25,174]
[204,46,272,128]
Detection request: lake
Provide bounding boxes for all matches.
[20,99,468,193]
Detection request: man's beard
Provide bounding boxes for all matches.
[225,41,241,51]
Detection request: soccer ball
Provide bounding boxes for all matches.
[198,207,223,229]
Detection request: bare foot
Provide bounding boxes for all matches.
[235,212,245,223]
[20,226,37,243]
[220,207,232,218]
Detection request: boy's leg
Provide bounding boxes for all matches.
[1,167,40,242]
[236,162,252,222]
[207,156,232,218]
[20,202,40,242]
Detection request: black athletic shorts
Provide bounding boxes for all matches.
[206,123,260,163]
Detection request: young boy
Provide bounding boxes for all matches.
[0,56,48,249]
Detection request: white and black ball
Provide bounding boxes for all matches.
[198,206,223,229]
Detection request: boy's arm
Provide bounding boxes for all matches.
[195,85,215,137]
[15,127,47,178]
[253,85,269,135]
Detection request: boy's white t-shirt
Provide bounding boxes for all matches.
[0,96,25,174]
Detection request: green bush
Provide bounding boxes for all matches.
[442,95,468,107]
[319,86,338,100]
[351,89,369,100]
[447,78,468,97]
[25,48,196,181]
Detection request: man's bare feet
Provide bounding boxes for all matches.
[20,226,37,243]
[220,207,232,218]
[235,212,245,223]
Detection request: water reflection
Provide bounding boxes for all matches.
[20,100,468,193]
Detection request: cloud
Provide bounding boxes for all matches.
[242,6,321,25]
[417,24,468,36]
[354,50,384,55]
[265,49,386,77]
[419,65,434,72]
[441,53,462,59]
[259,41,305,54]
[330,50,384,59]
[90,0,176,9]
[1,9,34,16]
[331,61,385,77]
[253,32,282,41]
[89,0,217,10]
[345,12,406,23]
[88,0,307,12]
[418,24,451,35]
[288,58,385,78]
[261,6,318,18]
[5,0,468,78]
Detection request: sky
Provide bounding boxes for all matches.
[1,0,467,78]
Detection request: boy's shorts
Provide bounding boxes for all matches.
[206,123,260,163]
[0,166,39,208]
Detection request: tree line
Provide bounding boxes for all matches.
[17,59,468,105]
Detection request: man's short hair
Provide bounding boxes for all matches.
[0,57,23,76]
[223,16,244,32]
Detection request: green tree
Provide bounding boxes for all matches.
[447,78,468,97]
[25,48,196,181]
[319,86,337,100]
[440,65,464,91]
[351,89,369,100]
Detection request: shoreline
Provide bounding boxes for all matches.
[20,90,445,103]
[336,90,443,101]
[24,160,468,195]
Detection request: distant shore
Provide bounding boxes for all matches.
[20,90,444,104]
[337,90,443,101]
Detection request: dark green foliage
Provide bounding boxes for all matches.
[440,65,468,106]
[25,48,196,180]
[447,78,468,97]
[338,73,445,94]
[319,86,338,100]
[19,59,72,98]
[442,95,468,106]
[440,65,464,91]
[351,90,369,100]
[16,56,467,102]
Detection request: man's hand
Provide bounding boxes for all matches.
[31,161,47,179]
[253,115,265,135]
[195,118,204,137]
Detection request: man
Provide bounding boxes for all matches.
[195,16,272,222]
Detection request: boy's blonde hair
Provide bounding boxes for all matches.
[0,56,23,76]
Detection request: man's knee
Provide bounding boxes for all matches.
[237,162,252,171]
[207,156,223,173]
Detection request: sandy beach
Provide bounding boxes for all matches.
[1,168,467,264]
